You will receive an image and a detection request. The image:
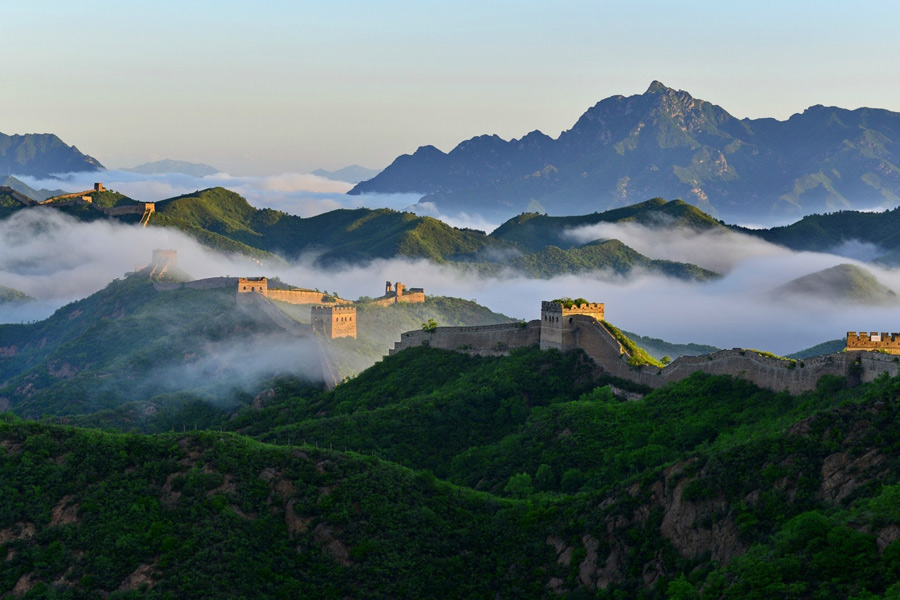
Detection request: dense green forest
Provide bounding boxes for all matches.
[5,343,900,597]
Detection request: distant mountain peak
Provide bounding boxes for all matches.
[123,159,220,177]
[645,80,673,94]
[0,132,103,178]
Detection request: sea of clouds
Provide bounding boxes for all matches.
[3,199,900,359]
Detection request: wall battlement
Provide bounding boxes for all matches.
[846,331,900,355]
[312,305,356,314]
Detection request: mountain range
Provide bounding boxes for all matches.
[349,81,900,223]
[122,159,221,177]
[16,183,900,292]
[4,186,717,281]
[313,164,381,183]
[0,132,103,177]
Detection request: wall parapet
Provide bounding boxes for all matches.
[847,331,900,355]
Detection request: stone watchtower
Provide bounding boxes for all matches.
[237,277,268,295]
[311,304,357,339]
[540,300,605,351]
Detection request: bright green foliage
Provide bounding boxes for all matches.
[149,188,511,265]
[491,199,725,252]
[421,318,438,332]
[505,239,719,281]
[602,320,664,367]
[552,297,590,308]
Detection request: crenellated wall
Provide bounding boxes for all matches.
[847,332,900,355]
[388,305,900,395]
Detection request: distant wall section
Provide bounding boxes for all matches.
[370,281,425,306]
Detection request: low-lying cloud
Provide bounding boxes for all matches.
[4,207,900,365]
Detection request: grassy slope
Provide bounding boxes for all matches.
[773,263,900,304]
[506,239,719,280]
[150,188,510,263]
[0,278,517,429]
[741,206,900,253]
[622,329,720,360]
[490,198,726,252]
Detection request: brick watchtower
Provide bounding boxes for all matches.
[540,300,605,351]
[311,305,357,339]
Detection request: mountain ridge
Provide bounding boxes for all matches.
[349,82,900,222]
[0,132,103,177]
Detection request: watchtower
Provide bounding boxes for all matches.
[94,183,105,192]
[237,277,268,295]
[540,300,605,350]
[311,305,357,339]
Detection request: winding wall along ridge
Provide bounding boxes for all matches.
[390,315,900,394]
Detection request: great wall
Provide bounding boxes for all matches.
[3,182,155,224]
[132,250,900,394]
[141,250,428,387]
[390,300,900,395]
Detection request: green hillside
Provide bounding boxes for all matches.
[622,329,720,360]
[772,263,900,304]
[504,238,719,280]
[0,188,724,279]
[6,344,900,597]
[490,198,725,252]
[741,206,900,257]
[150,188,511,264]
[787,338,846,359]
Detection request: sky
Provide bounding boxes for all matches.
[3,1,900,176]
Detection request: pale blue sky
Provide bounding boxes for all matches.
[3,1,899,175]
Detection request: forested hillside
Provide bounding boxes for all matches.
[5,345,900,597]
